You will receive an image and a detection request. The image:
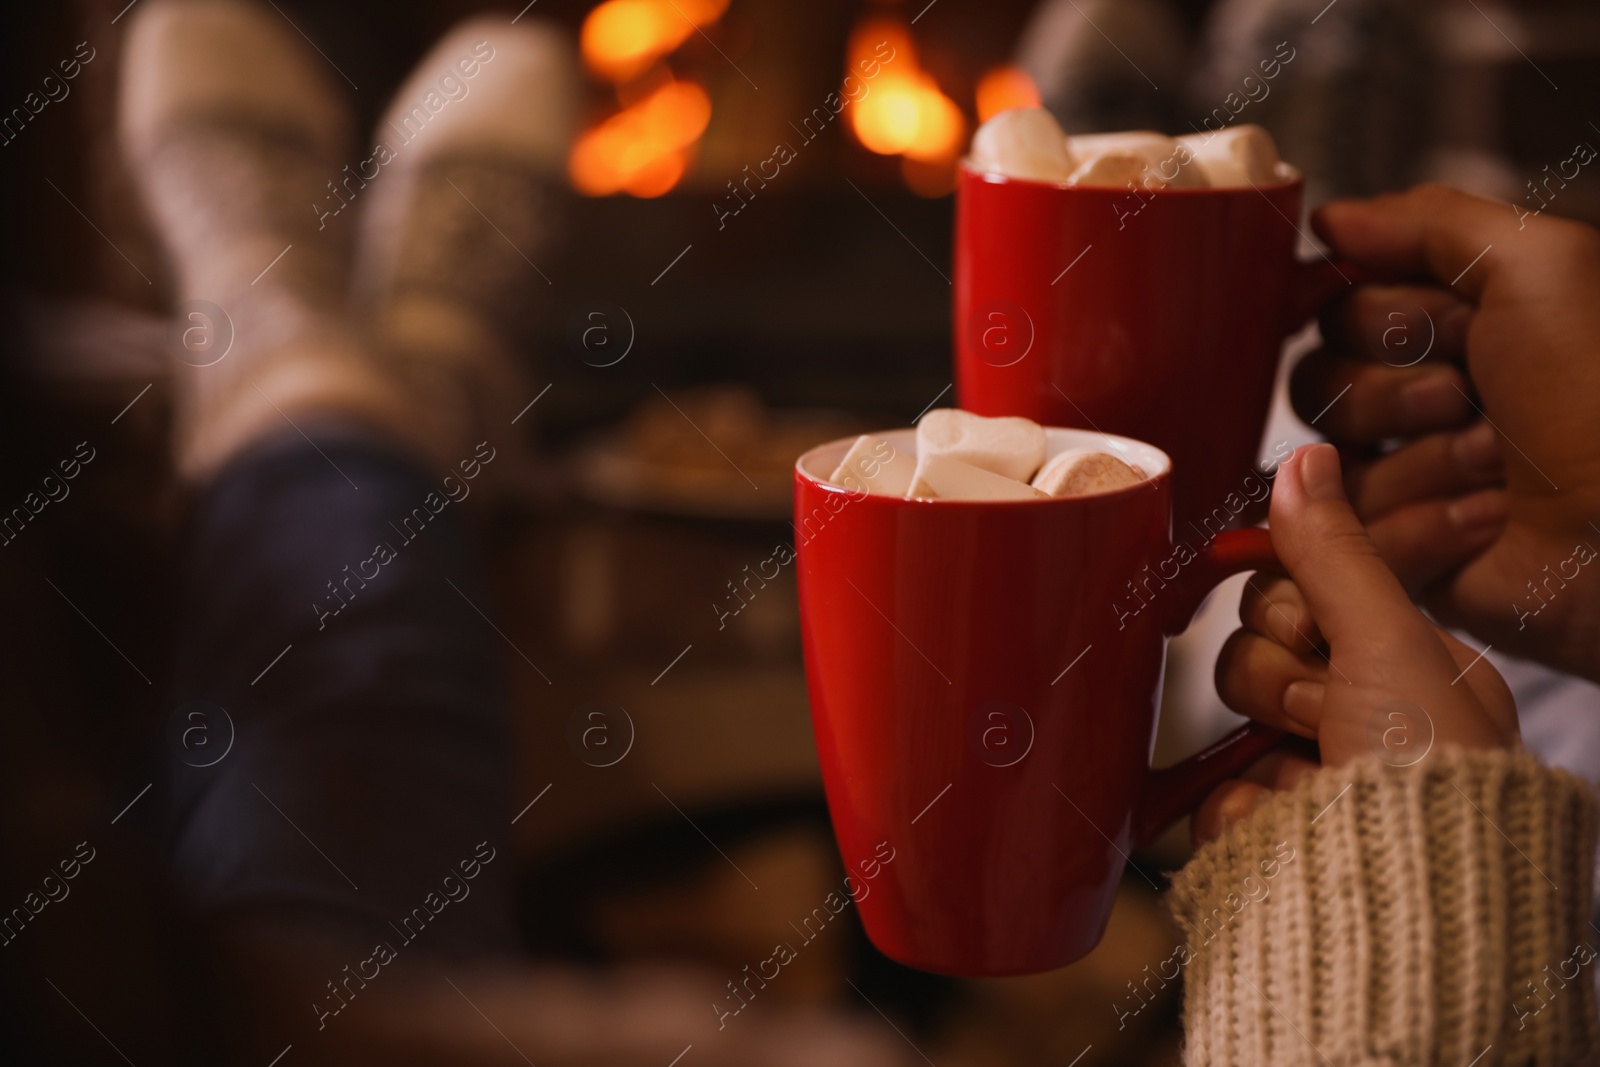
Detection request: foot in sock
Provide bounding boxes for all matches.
[353,17,578,476]
[119,0,417,483]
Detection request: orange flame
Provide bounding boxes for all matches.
[976,66,1041,123]
[844,17,966,192]
[569,80,712,197]
[572,0,728,197]
[580,0,729,83]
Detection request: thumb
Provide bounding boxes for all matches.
[1268,444,1511,764]
[1268,444,1444,657]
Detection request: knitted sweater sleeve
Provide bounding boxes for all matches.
[1167,747,1600,1066]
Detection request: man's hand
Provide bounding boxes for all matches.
[1290,184,1600,682]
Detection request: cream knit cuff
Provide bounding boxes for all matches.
[1168,747,1600,1066]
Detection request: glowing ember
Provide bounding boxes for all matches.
[976,66,1041,123]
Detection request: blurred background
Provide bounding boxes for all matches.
[2,0,1598,1063]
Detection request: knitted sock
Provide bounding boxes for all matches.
[351,16,578,477]
[119,0,416,482]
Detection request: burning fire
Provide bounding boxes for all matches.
[570,79,712,197]
[579,0,728,82]
[843,18,965,196]
[570,3,1048,199]
[571,0,728,197]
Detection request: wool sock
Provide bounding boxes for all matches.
[351,16,578,476]
[120,0,416,482]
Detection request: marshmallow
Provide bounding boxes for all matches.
[916,409,1047,483]
[1175,125,1282,187]
[829,434,917,497]
[1065,131,1206,189]
[968,108,1078,183]
[1032,450,1147,497]
[907,454,1045,501]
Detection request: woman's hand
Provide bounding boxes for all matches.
[1195,443,1520,843]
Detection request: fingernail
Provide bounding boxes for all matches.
[1448,491,1507,531]
[1298,443,1344,501]
[1401,373,1469,425]
[1283,680,1325,728]
[1452,421,1500,471]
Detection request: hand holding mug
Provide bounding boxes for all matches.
[1291,185,1600,683]
[1198,444,1520,842]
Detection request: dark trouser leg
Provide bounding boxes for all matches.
[164,425,514,957]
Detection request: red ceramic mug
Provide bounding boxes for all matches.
[795,426,1284,976]
[953,163,1350,531]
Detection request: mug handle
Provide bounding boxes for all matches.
[1281,258,1371,337]
[1132,527,1286,849]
